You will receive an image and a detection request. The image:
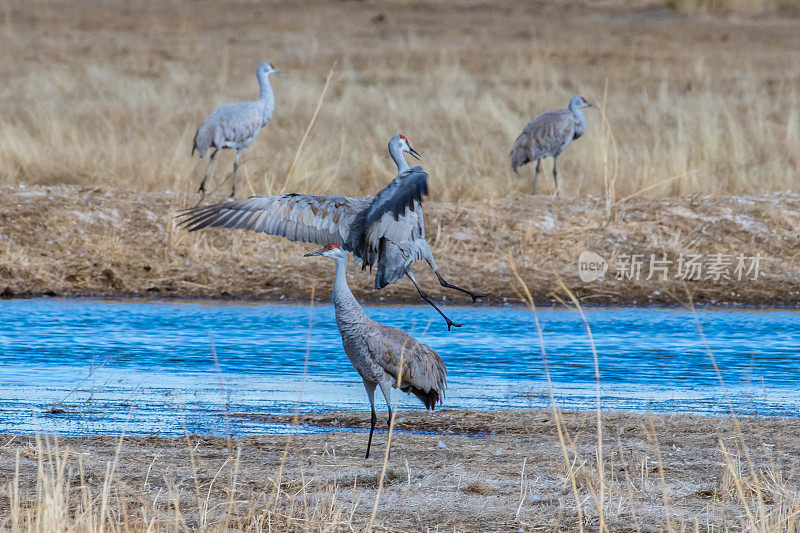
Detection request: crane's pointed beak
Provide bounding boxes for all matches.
[304,248,324,257]
[408,146,421,160]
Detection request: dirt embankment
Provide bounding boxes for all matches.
[3,410,800,531]
[0,185,798,307]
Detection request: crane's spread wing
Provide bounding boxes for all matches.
[365,324,447,409]
[362,167,428,254]
[521,110,575,156]
[176,194,372,249]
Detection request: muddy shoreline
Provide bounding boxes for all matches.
[6,292,800,310]
[3,409,799,531]
[1,185,798,308]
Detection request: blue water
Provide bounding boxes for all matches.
[1,298,798,436]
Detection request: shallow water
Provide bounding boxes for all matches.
[1,298,798,436]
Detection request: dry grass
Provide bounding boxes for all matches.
[1,2,799,531]
[1,435,350,532]
[2,185,799,306]
[0,0,798,202]
[2,411,800,532]
[666,0,800,15]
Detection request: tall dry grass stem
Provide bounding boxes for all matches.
[508,253,584,532]
[367,339,409,533]
[554,275,607,533]
[280,68,335,195]
[270,282,316,509]
[599,80,618,218]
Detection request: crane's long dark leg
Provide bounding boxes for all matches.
[406,270,462,331]
[379,381,394,431]
[231,151,241,197]
[364,379,378,459]
[198,148,218,194]
[433,269,489,302]
[533,159,541,195]
[424,257,489,302]
[552,156,559,197]
[379,381,394,460]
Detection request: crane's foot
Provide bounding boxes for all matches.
[407,272,464,331]
[445,318,463,331]
[435,275,489,303]
[466,290,490,303]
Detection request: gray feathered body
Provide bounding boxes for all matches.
[366,198,430,290]
[331,253,446,409]
[178,166,430,291]
[365,137,431,289]
[510,103,588,172]
[192,101,274,157]
[192,68,276,158]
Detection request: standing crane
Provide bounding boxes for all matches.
[304,243,447,459]
[192,61,282,197]
[510,95,595,195]
[178,134,487,330]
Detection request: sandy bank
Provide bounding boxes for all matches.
[1,185,798,308]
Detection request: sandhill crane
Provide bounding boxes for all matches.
[304,243,447,459]
[178,134,487,330]
[510,95,595,195]
[192,61,281,197]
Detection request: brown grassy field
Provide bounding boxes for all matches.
[3,410,800,532]
[1,0,798,202]
[2,2,800,531]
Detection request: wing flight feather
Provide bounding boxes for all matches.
[177,194,371,250]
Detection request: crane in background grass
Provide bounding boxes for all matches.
[304,242,447,459]
[192,61,282,197]
[510,95,595,196]
[178,134,487,330]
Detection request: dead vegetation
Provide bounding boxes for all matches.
[0,0,798,202]
[2,410,799,531]
[0,185,798,306]
[1,1,799,530]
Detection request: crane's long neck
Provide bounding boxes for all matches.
[568,101,588,136]
[331,255,367,328]
[257,72,275,118]
[389,141,410,172]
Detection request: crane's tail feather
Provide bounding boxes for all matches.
[510,131,532,173]
[402,385,441,411]
[510,145,530,173]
